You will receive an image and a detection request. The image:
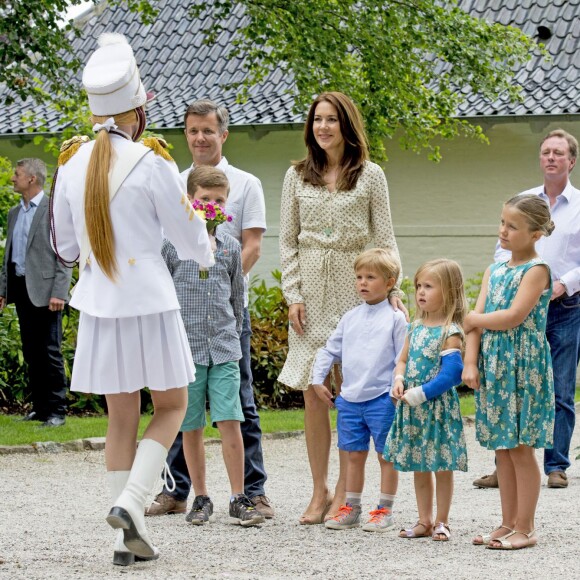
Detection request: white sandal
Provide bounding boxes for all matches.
[432,522,451,541]
[472,525,513,546]
[486,529,537,550]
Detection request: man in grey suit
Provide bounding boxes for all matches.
[0,158,72,426]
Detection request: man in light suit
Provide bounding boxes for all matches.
[0,158,72,426]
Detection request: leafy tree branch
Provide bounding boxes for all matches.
[1,0,544,161]
[188,0,542,160]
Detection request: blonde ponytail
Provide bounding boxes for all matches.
[84,110,138,281]
[85,129,117,280]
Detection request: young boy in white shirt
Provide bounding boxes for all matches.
[312,248,407,531]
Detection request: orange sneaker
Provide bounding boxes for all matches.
[324,504,362,530]
[362,506,394,532]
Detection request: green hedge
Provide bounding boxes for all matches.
[0,269,299,413]
[248,271,301,409]
[248,270,483,408]
[0,264,484,414]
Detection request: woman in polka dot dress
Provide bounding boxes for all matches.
[279,91,404,524]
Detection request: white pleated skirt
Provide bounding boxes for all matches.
[71,310,196,394]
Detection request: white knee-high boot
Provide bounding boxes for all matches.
[106,439,167,558]
[107,471,159,566]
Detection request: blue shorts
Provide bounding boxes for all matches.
[335,392,396,453]
[181,361,243,432]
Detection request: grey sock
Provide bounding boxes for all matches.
[346,492,363,506]
[379,493,395,510]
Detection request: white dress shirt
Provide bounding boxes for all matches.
[494,181,580,295]
[311,299,407,403]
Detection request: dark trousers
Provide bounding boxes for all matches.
[238,307,268,497]
[13,276,67,419]
[544,294,580,474]
[165,308,268,500]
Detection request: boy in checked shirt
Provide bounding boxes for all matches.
[162,166,264,527]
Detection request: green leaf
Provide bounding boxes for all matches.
[187,0,541,160]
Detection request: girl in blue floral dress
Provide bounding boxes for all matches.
[463,194,555,551]
[384,259,467,542]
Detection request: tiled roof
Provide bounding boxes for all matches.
[0,0,578,135]
[455,0,580,116]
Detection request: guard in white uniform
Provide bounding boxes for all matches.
[51,33,214,566]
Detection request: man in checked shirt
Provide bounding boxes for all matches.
[161,166,265,527]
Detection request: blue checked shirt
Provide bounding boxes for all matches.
[162,231,244,365]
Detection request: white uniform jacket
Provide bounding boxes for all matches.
[51,135,214,318]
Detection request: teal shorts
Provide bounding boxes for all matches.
[181,361,243,432]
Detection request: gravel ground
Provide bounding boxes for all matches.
[0,415,579,580]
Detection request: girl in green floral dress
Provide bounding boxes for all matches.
[384,259,468,542]
[463,194,555,551]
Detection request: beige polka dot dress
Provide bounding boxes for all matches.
[279,161,401,390]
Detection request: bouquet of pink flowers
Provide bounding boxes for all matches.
[192,199,233,231]
[191,199,233,278]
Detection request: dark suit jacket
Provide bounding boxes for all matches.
[0,195,72,306]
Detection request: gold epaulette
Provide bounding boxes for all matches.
[141,136,173,162]
[57,135,90,166]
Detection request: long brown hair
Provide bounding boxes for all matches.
[294,92,369,191]
[84,109,138,281]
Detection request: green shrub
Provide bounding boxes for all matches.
[0,305,26,410]
[465,272,484,308]
[249,270,303,409]
[59,295,108,415]
[248,270,486,408]
[0,151,158,416]
[0,157,27,411]
[0,262,108,415]
[0,244,485,413]
[0,156,18,239]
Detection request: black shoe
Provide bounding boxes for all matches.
[41,416,65,427]
[21,411,44,422]
[185,495,214,524]
[229,494,265,527]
